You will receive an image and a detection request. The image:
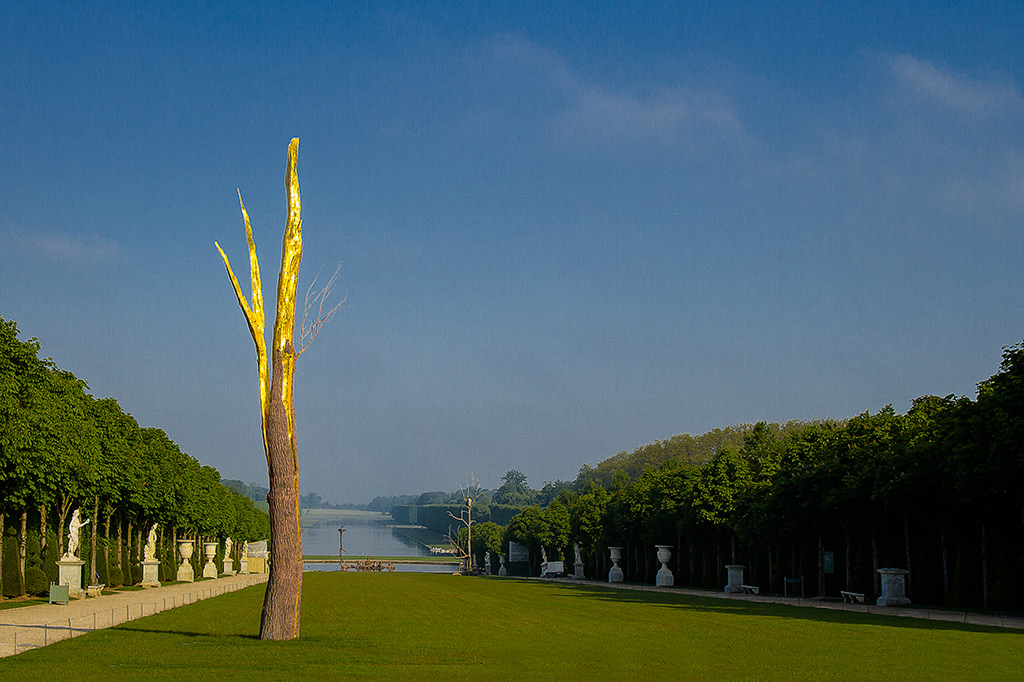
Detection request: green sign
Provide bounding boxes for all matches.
[823,551,835,574]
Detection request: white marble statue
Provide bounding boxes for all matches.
[574,543,582,564]
[144,523,158,561]
[241,540,249,557]
[65,508,90,559]
[224,536,233,557]
[541,547,548,564]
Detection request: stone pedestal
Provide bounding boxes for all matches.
[239,558,249,575]
[574,560,585,579]
[725,564,745,593]
[498,554,508,577]
[57,559,85,599]
[655,545,674,587]
[141,560,161,587]
[876,568,911,606]
[223,558,235,575]
[177,540,195,582]
[608,546,624,583]
[203,542,219,578]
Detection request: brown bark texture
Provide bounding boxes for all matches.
[217,138,306,641]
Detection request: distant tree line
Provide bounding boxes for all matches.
[0,316,270,598]
[488,342,1023,611]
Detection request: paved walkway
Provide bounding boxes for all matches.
[540,577,1024,630]
[0,573,268,658]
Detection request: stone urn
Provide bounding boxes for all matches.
[608,546,624,583]
[203,542,219,578]
[177,540,195,582]
[655,545,674,587]
[498,554,508,577]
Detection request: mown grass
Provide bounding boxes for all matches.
[2,573,1021,681]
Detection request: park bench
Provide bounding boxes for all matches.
[739,584,760,594]
[49,582,70,605]
[86,583,105,597]
[841,590,866,604]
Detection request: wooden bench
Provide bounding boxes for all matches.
[49,582,70,604]
[86,583,105,597]
[739,584,759,594]
[841,590,865,604]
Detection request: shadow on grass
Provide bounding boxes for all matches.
[116,625,260,640]
[509,579,1024,635]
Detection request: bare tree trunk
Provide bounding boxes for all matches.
[903,515,912,598]
[18,510,27,595]
[57,496,73,558]
[218,138,316,641]
[90,495,99,584]
[0,512,4,598]
[261,344,304,639]
[730,534,736,564]
[940,527,950,604]
[104,507,113,581]
[843,523,852,591]
[126,519,132,581]
[116,513,123,570]
[39,504,47,564]
[767,542,774,594]
[871,531,880,598]
[981,523,990,610]
[716,539,722,587]
[689,535,695,587]
[816,532,824,598]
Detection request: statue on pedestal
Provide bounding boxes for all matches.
[65,508,90,560]
[144,523,158,561]
[225,537,233,557]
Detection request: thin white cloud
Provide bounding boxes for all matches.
[3,230,120,261]
[889,54,1024,118]
[489,35,742,146]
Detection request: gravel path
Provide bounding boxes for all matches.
[536,577,1024,630]
[0,573,268,658]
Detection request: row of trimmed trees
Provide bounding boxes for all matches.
[496,342,1023,611]
[0,315,269,598]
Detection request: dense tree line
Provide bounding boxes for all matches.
[0,316,269,598]
[501,342,1024,611]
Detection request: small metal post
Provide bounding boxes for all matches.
[68,618,73,639]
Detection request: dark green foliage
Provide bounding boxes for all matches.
[24,565,48,595]
[1,532,18,597]
[108,564,123,587]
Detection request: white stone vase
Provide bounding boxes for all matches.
[498,554,508,577]
[203,542,219,578]
[608,546,624,583]
[655,544,674,587]
[177,540,195,582]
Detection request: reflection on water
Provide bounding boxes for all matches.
[300,510,434,558]
[303,562,453,573]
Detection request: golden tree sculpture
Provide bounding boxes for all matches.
[215,138,339,640]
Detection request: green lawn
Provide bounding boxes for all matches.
[3,573,1021,681]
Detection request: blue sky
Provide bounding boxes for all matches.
[2,2,1022,503]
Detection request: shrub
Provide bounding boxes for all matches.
[108,564,123,587]
[25,566,49,596]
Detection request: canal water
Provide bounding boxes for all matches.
[299,510,453,573]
